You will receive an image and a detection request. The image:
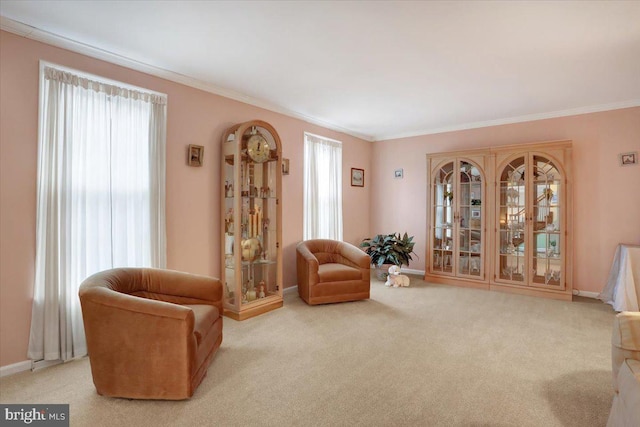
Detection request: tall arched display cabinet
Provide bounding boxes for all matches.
[221,120,283,320]
[426,141,573,301]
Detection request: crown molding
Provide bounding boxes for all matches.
[3,16,637,143]
[0,16,375,142]
[376,100,640,141]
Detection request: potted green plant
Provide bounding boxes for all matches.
[360,233,417,280]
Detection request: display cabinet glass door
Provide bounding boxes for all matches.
[431,159,484,279]
[496,154,563,289]
[531,155,562,288]
[498,156,527,284]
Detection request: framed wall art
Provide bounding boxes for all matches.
[351,168,364,187]
[188,144,204,167]
[619,151,637,167]
[394,168,404,179]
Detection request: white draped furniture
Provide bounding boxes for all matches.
[607,312,640,427]
[599,244,640,312]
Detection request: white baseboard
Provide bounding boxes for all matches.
[401,268,425,276]
[31,359,62,371]
[283,285,298,295]
[0,360,31,378]
[573,290,600,299]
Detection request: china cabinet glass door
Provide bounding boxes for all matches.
[432,161,455,275]
[498,156,527,283]
[457,161,484,278]
[531,155,563,288]
[431,159,484,279]
[496,153,564,289]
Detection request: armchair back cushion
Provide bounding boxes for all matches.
[79,268,223,400]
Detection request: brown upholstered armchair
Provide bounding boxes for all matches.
[79,268,223,400]
[296,239,370,305]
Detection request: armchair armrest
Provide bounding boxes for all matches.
[296,243,320,269]
[337,242,371,269]
[296,242,320,303]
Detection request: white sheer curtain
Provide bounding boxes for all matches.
[303,133,343,240]
[28,65,167,362]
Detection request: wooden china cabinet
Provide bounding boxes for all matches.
[425,140,573,301]
[221,120,283,320]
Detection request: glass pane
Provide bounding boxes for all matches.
[434,161,454,205]
[433,161,454,274]
[459,206,470,229]
[439,227,454,273]
[434,206,445,227]
[532,232,562,286]
[531,155,562,287]
[469,254,481,276]
[241,155,279,305]
[459,229,470,252]
[458,253,469,275]
[433,249,443,271]
[498,156,526,282]
[223,138,237,308]
[458,159,483,278]
[498,254,525,282]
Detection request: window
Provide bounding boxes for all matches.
[303,132,343,240]
[28,63,167,362]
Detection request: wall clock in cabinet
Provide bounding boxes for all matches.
[221,120,283,320]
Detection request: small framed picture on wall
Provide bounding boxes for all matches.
[351,168,364,187]
[188,144,204,167]
[619,151,638,167]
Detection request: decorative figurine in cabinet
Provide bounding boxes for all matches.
[221,120,283,320]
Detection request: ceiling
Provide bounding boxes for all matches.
[1,1,639,141]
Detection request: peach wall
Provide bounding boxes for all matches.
[0,30,371,367]
[371,107,640,293]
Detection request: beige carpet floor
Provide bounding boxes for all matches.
[0,277,617,426]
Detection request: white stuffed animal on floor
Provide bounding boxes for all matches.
[384,265,410,287]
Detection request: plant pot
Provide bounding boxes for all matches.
[374,264,394,281]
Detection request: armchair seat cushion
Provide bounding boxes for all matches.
[318,263,362,282]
